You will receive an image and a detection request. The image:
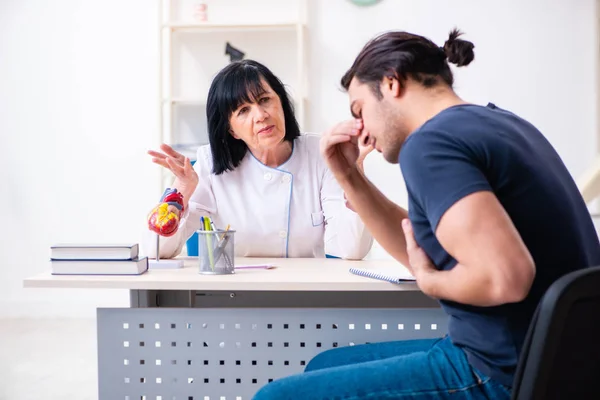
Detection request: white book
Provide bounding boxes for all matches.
[50,244,139,261]
[349,265,415,284]
[51,257,148,275]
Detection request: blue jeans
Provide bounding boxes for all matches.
[252,337,511,399]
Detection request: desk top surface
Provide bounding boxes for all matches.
[23,257,419,292]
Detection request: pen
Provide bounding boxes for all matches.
[209,218,222,242]
[235,264,275,269]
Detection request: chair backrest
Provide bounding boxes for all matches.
[511,266,600,400]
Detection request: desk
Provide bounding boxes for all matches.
[24,257,447,400]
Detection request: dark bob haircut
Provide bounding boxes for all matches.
[206,60,301,175]
[341,28,475,98]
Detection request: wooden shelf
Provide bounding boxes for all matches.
[163,22,300,32]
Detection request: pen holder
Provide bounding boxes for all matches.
[197,230,235,275]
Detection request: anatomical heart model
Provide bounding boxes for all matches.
[147,188,185,237]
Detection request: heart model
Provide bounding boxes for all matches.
[147,188,185,237]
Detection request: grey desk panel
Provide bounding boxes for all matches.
[130,290,439,309]
[98,307,448,400]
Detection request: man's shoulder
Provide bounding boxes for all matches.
[402,105,508,158]
[401,128,465,163]
[417,104,504,135]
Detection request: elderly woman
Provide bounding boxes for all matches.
[144,60,373,259]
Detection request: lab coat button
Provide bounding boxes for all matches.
[282,175,291,183]
[279,230,287,238]
[264,173,272,181]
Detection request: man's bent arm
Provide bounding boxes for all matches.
[418,191,536,306]
[341,171,410,267]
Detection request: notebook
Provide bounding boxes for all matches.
[349,266,415,284]
[50,244,139,261]
[51,257,148,275]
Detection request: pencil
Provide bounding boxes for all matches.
[220,224,231,241]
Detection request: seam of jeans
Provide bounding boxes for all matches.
[447,377,491,394]
[335,376,494,400]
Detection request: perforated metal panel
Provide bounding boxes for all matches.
[98,307,447,400]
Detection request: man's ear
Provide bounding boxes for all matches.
[380,75,402,99]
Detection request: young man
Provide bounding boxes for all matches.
[253,29,600,399]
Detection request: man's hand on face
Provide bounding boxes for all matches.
[320,119,364,183]
[356,132,375,169]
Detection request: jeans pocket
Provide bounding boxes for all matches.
[471,367,487,385]
[471,367,512,398]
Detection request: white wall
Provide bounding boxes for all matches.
[0,0,597,317]
[0,0,161,317]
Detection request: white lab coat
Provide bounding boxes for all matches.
[143,134,373,259]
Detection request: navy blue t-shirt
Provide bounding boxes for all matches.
[399,103,600,387]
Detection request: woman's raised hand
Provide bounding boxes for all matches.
[148,144,199,201]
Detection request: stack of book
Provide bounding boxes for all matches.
[50,244,148,275]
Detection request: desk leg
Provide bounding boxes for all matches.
[130,290,195,308]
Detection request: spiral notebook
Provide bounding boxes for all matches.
[349,266,415,284]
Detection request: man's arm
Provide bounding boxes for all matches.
[320,166,374,260]
[340,170,410,267]
[318,119,410,266]
[409,191,536,307]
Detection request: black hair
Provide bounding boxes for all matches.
[341,28,475,98]
[206,60,301,175]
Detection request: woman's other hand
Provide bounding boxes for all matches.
[148,144,199,202]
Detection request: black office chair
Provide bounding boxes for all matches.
[511,266,600,400]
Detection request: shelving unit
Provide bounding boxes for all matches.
[157,0,308,189]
